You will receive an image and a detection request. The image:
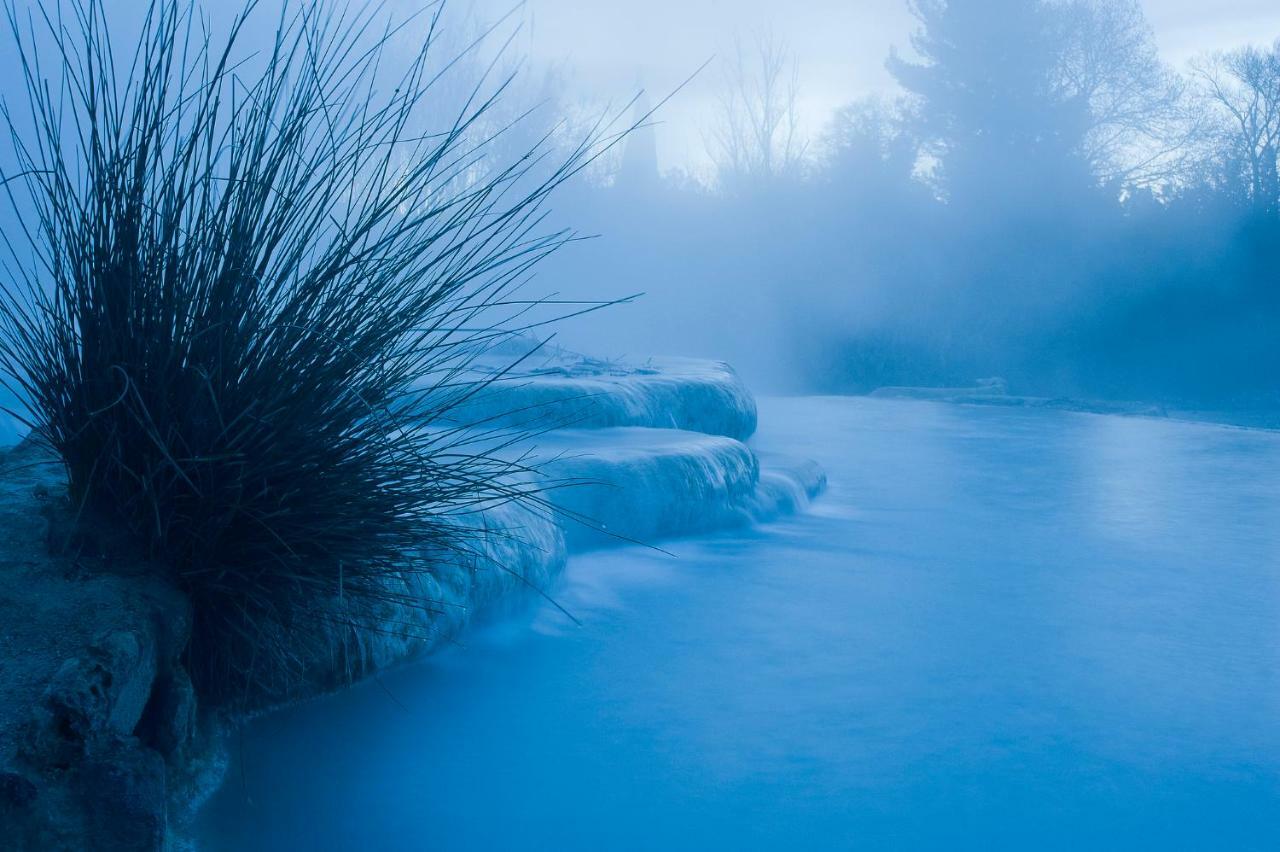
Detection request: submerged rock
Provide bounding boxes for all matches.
[870,380,1168,418]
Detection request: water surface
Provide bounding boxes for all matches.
[197,397,1280,850]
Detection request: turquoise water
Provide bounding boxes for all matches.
[196,397,1280,850]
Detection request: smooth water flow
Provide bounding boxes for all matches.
[197,398,1280,850]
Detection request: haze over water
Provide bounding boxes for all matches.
[198,397,1280,850]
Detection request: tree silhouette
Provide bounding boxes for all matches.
[888,0,1093,210]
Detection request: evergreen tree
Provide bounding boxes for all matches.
[888,0,1094,211]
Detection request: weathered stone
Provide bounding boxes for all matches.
[0,444,206,850]
[78,742,167,851]
[137,667,197,759]
[0,768,37,807]
[24,629,158,767]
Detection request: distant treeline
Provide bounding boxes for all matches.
[548,0,1280,408]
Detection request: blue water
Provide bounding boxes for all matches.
[195,397,1280,850]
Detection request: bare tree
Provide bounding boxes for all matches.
[1190,41,1280,212]
[706,31,807,187]
[1054,0,1193,188]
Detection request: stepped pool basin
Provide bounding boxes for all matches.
[196,397,1280,850]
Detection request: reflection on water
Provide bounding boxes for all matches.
[197,398,1280,851]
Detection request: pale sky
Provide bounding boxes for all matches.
[476,0,1280,173]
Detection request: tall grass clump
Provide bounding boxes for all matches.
[0,0,613,706]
